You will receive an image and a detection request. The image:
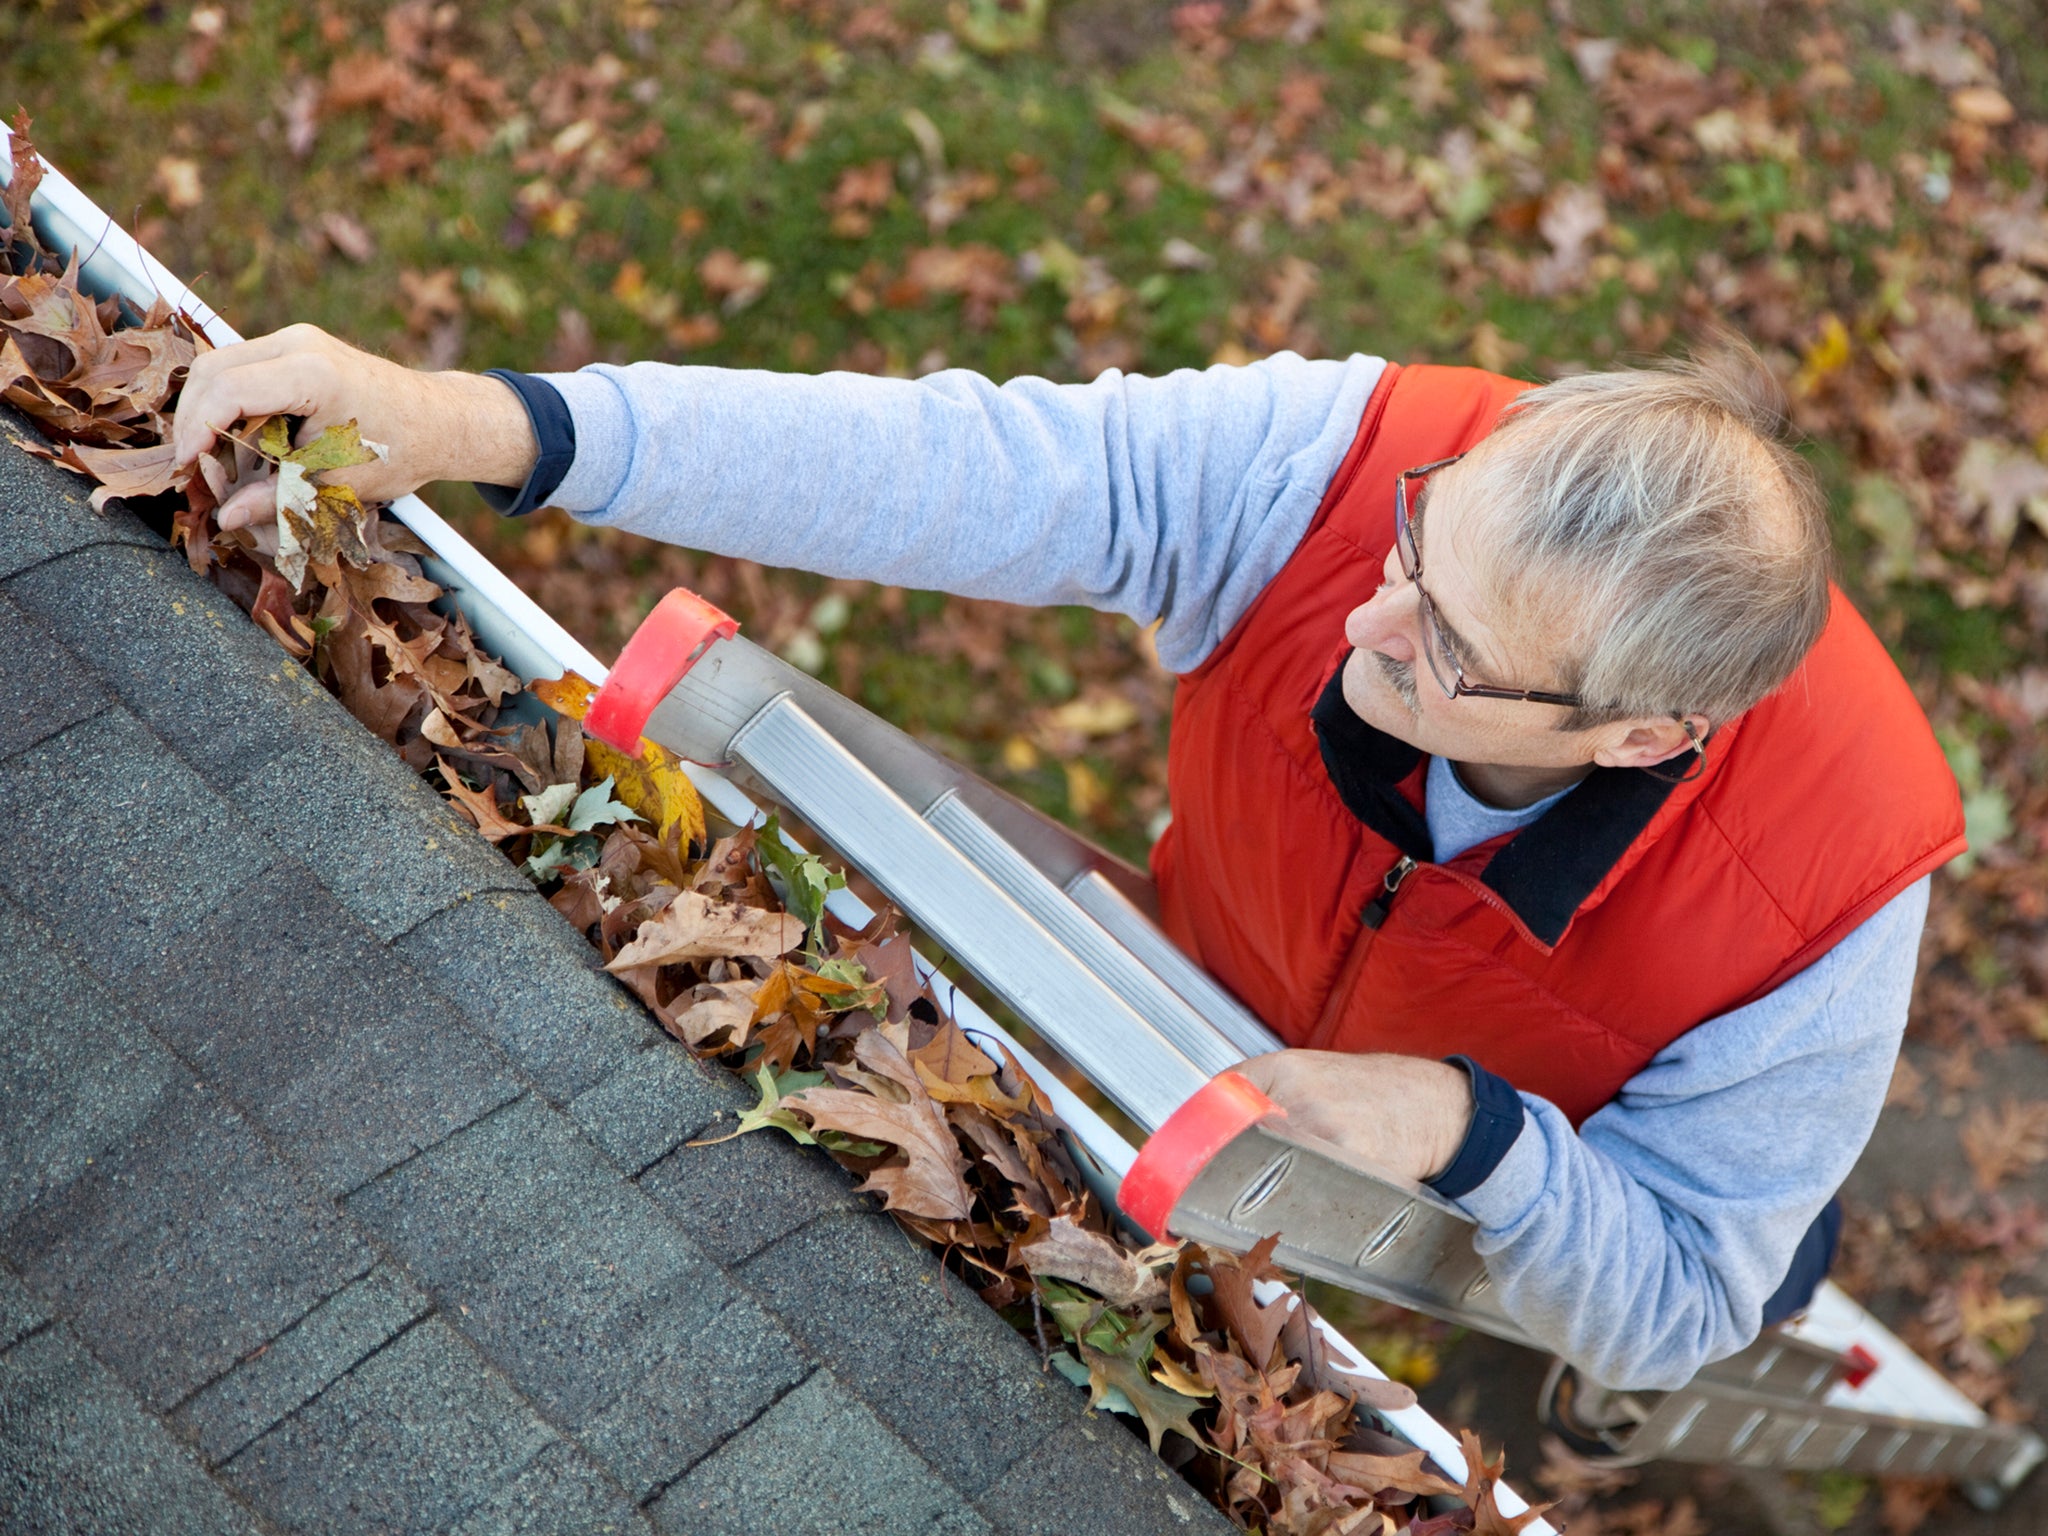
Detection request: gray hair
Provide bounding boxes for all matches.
[1457,338,1833,732]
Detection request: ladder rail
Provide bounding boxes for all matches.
[725,694,1213,1132]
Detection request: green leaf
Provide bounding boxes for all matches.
[283,419,383,474]
[567,775,643,833]
[522,781,579,827]
[757,815,846,946]
[1050,1349,1136,1415]
[523,840,576,882]
[257,416,293,459]
[1077,1315,1203,1452]
[693,1063,826,1147]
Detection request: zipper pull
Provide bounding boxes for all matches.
[1360,855,1417,931]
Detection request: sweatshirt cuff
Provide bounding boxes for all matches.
[1426,1056,1527,1201]
[476,370,576,517]
[533,367,640,515]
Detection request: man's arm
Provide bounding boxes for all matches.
[173,326,1386,674]
[1236,880,1929,1387]
[1452,878,1931,1389]
[531,355,1383,670]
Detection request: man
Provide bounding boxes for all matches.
[173,326,1962,1392]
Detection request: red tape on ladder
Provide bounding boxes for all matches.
[584,587,739,754]
[1120,1073,1280,1238]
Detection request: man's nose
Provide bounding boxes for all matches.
[1345,588,1418,661]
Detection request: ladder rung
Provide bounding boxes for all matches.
[1065,869,1282,1058]
[926,792,1251,1079]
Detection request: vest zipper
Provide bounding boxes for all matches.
[1308,855,1416,1047]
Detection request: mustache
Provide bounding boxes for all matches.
[1372,651,1420,712]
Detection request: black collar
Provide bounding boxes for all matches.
[1310,665,1680,945]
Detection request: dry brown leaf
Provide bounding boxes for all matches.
[1207,1234,1293,1369]
[786,1082,975,1219]
[1325,1448,1460,1501]
[4,110,45,249]
[1959,1098,2048,1192]
[1017,1212,1167,1309]
[665,978,762,1047]
[605,889,803,971]
[435,755,528,841]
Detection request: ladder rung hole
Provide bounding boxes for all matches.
[1914,1435,1951,1471]
[1830,1427,1866,1465]
[1877,1430,1911,1467]
[1666,1401,1707,1447]
[1356,1204,1414,1266]
[1730,1410,1769,1455]
[1232,1153,1294,1220]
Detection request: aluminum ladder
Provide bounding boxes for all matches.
[596,600,2043,1507]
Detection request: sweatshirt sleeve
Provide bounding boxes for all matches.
[534,353,1384,673]
[1450,877,1931,1390]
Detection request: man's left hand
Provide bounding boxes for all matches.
[1231,1051,1475,1185]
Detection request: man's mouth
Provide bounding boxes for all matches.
[1372,651,1420,713]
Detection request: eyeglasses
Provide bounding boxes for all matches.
[1394,454,1592,710]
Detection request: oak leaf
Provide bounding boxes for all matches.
[606,889,804,970]
[1324,1448,1460,1501]
[785,1082,975,1219]
[1017,1212,1167,1309]
[4,110,45,254]
[1207,1234,1293,1368]
[1076,1314,1204,1453]
[668,977,766,1046]
[436,756,528,840]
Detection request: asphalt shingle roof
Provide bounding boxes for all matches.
[0,409,1235,1536]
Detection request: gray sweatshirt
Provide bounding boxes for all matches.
[537,353,1927,1390]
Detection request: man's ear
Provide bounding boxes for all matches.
[1591,714,1711,771]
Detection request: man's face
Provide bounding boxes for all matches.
[1338,462,1598,771]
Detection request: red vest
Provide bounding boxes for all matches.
[1153,363,1965,1126]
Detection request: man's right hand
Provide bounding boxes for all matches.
[171,323,539,527]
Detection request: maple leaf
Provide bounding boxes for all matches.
[562,775,642,833]
[785,1081,975,1219]
[1017,1212,1168,1309]
[606,889,804,970]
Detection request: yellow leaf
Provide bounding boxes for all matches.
[532,670,705,844]
[1793,313,1850,397]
